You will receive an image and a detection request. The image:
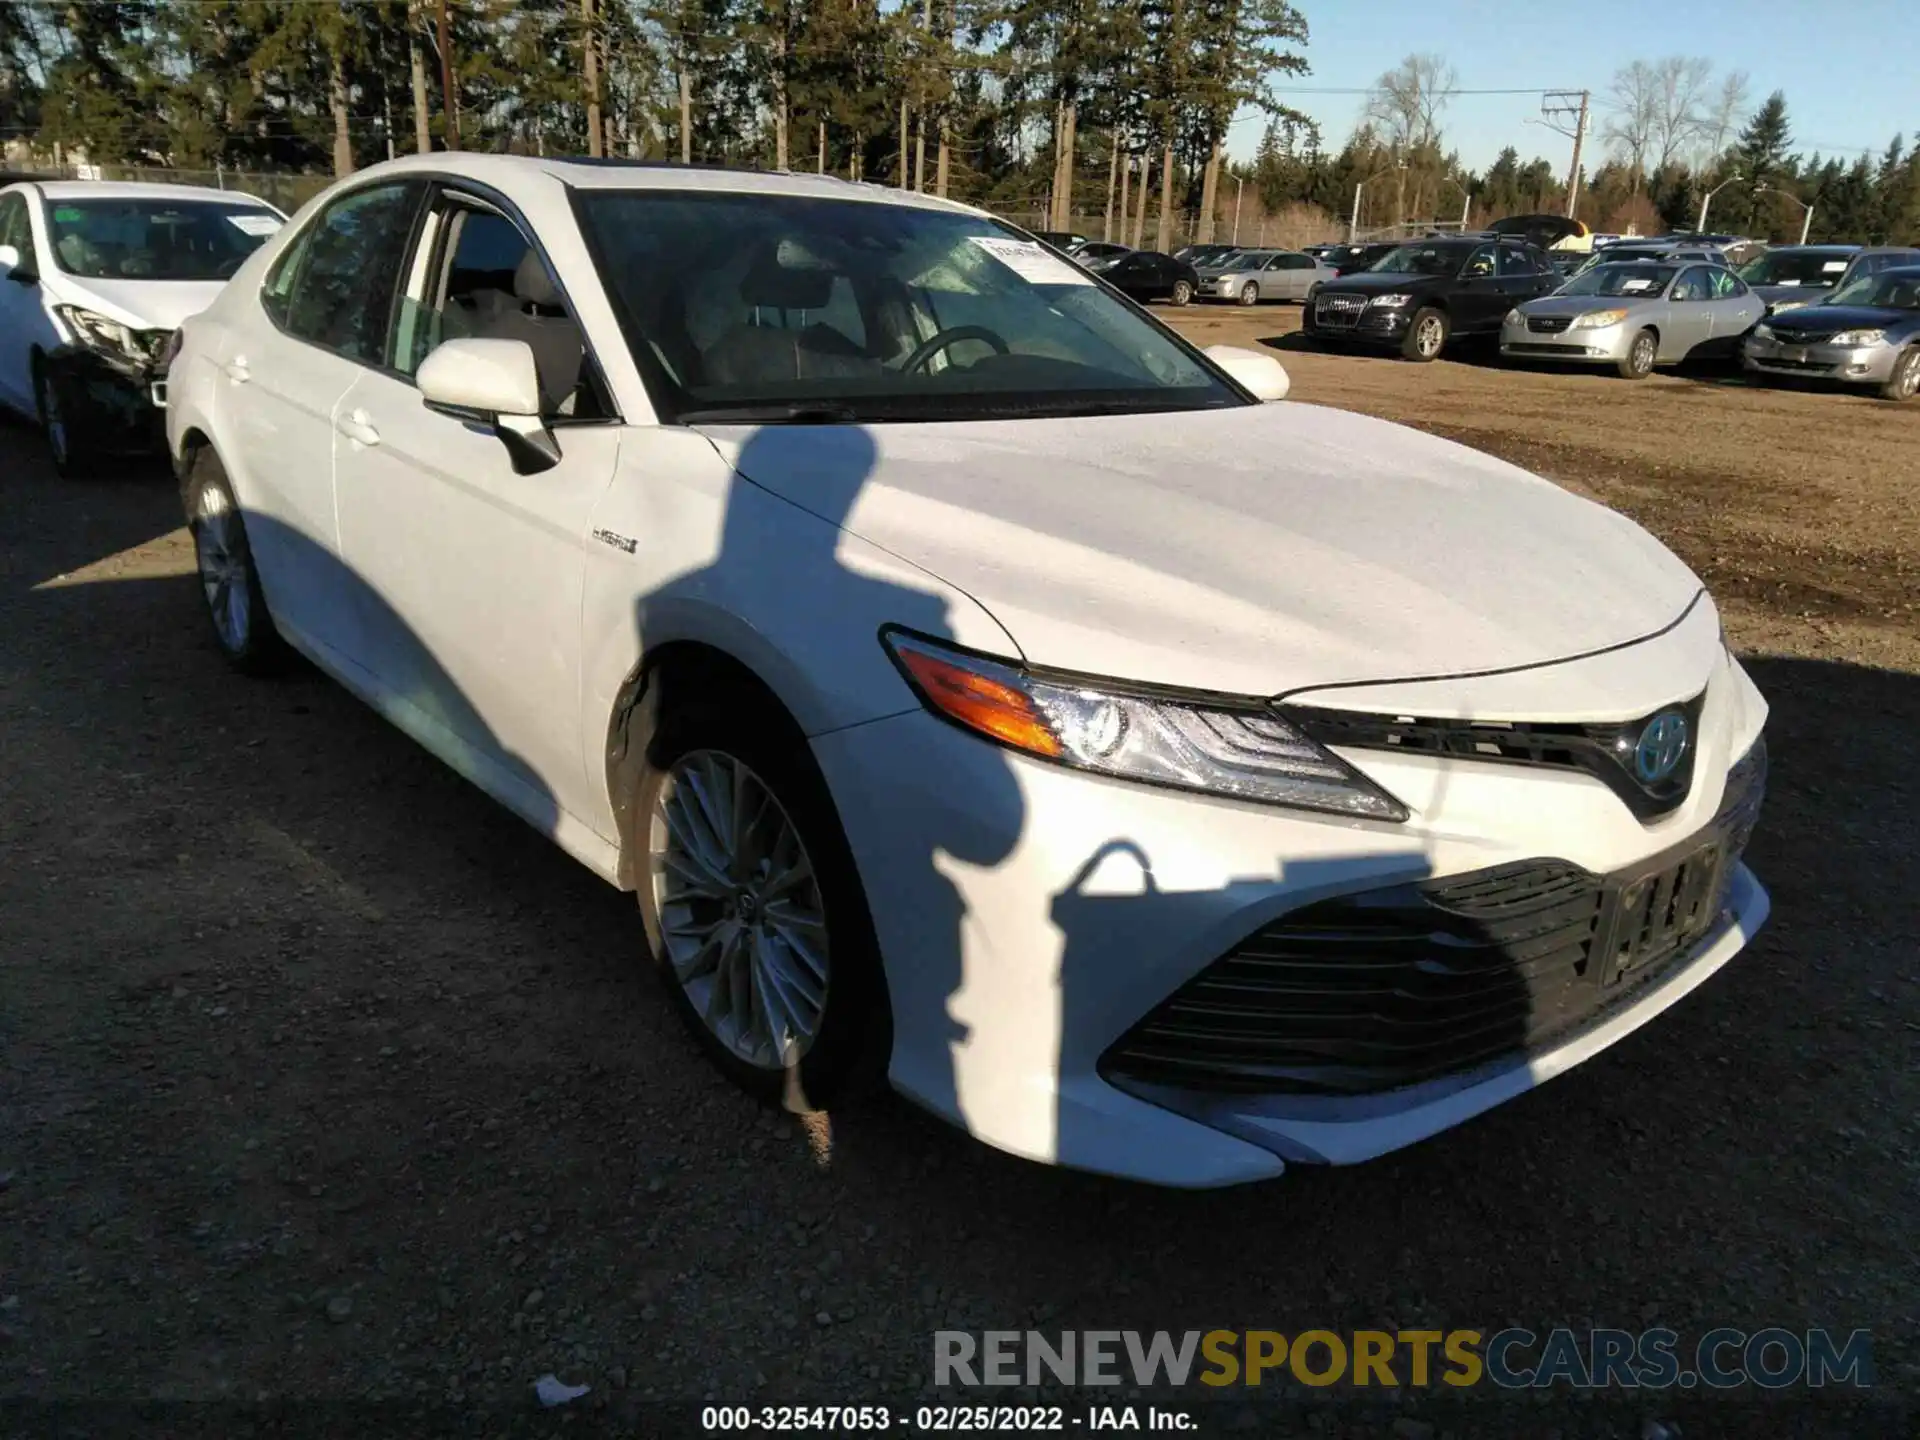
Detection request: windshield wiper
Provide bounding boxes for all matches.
[678,402,860,425]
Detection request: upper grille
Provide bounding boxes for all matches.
[1287,693,1706,821]
[1314,293,1367,328]
[1527,315,1574,334]
[1100,739,1766,1099]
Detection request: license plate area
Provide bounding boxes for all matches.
[1595,840,1724,986]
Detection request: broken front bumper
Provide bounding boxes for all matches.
[44,344,169,456]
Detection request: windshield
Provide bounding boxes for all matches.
[1558,263,1676,298]
[45,197,282,280]
[1737,250,1854,287]
[1825,271,1920,309]
[1371,243,1469,276]
[576,191,1240,423]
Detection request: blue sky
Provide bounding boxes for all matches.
[1226,0,1919,173]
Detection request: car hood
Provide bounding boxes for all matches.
[1750,281,1838,308]
[51,274,226,331]
[699,405,1702,702]
[1320,270,1448,293]
[1766,304,1917,335]
[1517,293,1658,317]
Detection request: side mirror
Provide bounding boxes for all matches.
[417,337,558,475]
[1205,344,1290,402]
[0,243,35,285]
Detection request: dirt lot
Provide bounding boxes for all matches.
[2,319,1916,1438]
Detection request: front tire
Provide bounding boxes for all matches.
[1881,346,1920,401]
[1170,279,1193,307]
[32,358,88,479]
[1238,281,1260,307]
[634,681,886,1112]
[186,449,286,673]
[1402,307,1448,361]
[1617,328,1657,380]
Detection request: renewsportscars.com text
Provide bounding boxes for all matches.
[934,1328,1873,1390]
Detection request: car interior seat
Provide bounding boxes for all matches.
[699,247,878,388]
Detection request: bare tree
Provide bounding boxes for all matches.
[1602,60,1659,185]
[1649,56,1712,172]
[1698,69,1750,165]
[1364,53,1456,222]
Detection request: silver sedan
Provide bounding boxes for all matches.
[1203,249,1336,306]
[1500,261,1766,378]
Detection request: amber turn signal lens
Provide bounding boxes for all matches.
[894,648,1063,759]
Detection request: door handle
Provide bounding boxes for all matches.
[335,407,380,447]
[223,356,250,384]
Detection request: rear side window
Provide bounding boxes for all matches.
[275,181,424,364]
[1497,246,1538,275]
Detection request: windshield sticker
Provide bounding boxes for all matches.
[53,206,83,222]
[1620,278,1658,292]
[1821,260,1847,273]
[227,213,284,237]
[967,236,1092,286]
[1775,279,1800,286]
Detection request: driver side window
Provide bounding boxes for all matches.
[0,193,31,261]
[1464,246,1497,277]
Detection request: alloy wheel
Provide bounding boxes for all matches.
[649,749,829,1071]
[1631,334,1655,375]
[1416,315,1444,358]
[193,482,253,654]
[1897,352,1920,399]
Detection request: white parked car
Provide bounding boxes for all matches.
[0,180,284,474]
[165,155,1769,1187]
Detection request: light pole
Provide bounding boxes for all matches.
[1754,185,1814,245]
[1696,173,1743,233]
[1434,175,1473,231]
[1349,162,1406,242]
[1232,174,1243,245]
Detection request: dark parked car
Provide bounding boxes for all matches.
[1097,249,1201,306]
[1033,229,1087,252]
[1736,245,1920,314]
[1173,243,1237,268]
[1742,264,1920,400]
[1311,241,1398,277]
[1071,241,1132,269]
[1302,236,1560,360]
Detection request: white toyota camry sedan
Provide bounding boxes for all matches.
[165,155,1769,1187]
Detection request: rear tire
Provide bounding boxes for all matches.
[32,357,89,479]
[185,449,287,674]
[632,674,888,1113]
[1401,307,1448,361]
[1238,281,1260,307]
[1881,346,1920,401]
[1617,328,1658,380]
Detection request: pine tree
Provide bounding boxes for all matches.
[1725,89,1790,233]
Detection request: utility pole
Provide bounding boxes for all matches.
[1540,90,1589,218]
[679,68,692,164]
[1232,174,1243,244]
[817,120,826,175]
[437,0,458,149]
[582,0,602,158]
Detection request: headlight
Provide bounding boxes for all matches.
[1367,293,1413,308]
[55,304,146,361]
[1751,323,1774,341]
[1504,308,1525,325]
[882,631,1409,822]
[1828,328,1886,347]
[1570,308,1629,330]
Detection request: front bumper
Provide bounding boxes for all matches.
[813,648,1769,1187]
[1741,335,1901,384]
[1500,320,1632,363]
[44,344,167,454]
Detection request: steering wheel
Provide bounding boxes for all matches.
[901,324,1010,374]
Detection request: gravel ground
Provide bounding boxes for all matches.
[1,322,1915,1439]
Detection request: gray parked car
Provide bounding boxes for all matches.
[1735,245,1920,314]
[1500,260,1765,378]
[1742,264,1920,400]
[1203,248,1336,306]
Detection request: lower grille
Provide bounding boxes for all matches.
[1527,315,1574,333]
[1101,739,1766,1099]
[1752,355,1839,373]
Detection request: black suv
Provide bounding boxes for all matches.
[1303,236,1560,360]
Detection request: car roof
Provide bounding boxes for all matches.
[28,179,275,206]
[338,152,988,219]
